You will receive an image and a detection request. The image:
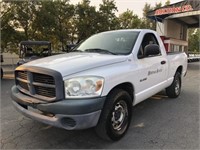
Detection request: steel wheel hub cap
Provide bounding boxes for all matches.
[175,79,180,95]
[111,100,128,131]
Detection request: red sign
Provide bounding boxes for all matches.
[155,5,193,16]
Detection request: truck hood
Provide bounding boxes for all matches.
[24,52,128,77]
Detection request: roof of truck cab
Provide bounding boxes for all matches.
[95,29,158,37]
[100,29,155,33]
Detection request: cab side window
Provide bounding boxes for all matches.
[138,33,160,58]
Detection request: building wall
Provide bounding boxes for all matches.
[156,20,188,40]
[165,20,187,40]
[156,19,188,52]
[156,22,165,36]
[1,52,19,65]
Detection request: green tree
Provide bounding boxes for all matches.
[33,1,56,40]
[1,1,25,53]
[99,0,118,31]
[53,0,74,50]
[74,0,100,42]
[142,2,163,30]
[32,1,61,51]
[118,9,141,29]
[155,2,162,9]
[27,0,74,51]
[9,0,37,40]
[142,3,154,29]
[188,28,200,52]
[165,0,170,5]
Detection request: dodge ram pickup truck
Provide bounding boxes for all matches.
[11,29,187,141]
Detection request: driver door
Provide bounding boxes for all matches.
[135,33,167,103]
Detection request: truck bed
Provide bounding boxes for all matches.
[167,51,185,55]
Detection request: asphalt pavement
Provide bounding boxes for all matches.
[0,62,199,149]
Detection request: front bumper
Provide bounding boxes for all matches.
[11,86,106,130]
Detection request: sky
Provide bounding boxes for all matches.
[70,0,182,17]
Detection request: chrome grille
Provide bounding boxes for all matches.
[35,86,55,98]
[16,70,56,100]
[33,73,55,85]
[18,71,27,80]
[18,80,29,91]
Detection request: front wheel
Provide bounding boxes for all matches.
[95,89,132,141]
[166,72,181,98]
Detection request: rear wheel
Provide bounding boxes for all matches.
[95,89,132,141]
[166,72,181,98]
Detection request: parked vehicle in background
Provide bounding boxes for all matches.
[187,51,200,62]
[66,44,77,52]
[17,41,52,66]
[11,29,187,141]
[0,54,3,79]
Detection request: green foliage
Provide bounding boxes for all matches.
[188,29,200,52]
[155,2,162,9]
[33,0,74,51]
[33,1,57,40]
[1,0,121,53]
[118,9,141,29]
[165,0,170,6]
[142,2,163,30]
[53,0,74,50]
[10,0,38,40]
[99,0,119,31]
[1,1,24,53]
[74,0,100,42]
[142,3,155,29]
[1,0,197,54]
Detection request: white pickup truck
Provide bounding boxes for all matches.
[11,29,187,141]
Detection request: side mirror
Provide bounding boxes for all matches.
[144,44,160,57]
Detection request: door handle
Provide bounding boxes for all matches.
[161,61,166,65]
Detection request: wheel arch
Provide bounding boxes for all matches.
[107,82,134,103]
[176,66,183,75]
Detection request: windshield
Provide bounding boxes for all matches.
[73,31,139,55]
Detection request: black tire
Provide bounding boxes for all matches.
[95,88,132,141]
[166,72,181,98]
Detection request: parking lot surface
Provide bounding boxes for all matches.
[1,62,199,149]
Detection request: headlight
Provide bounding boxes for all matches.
[64,76,104,98]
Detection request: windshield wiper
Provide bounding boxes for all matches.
[84,48,117,55]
